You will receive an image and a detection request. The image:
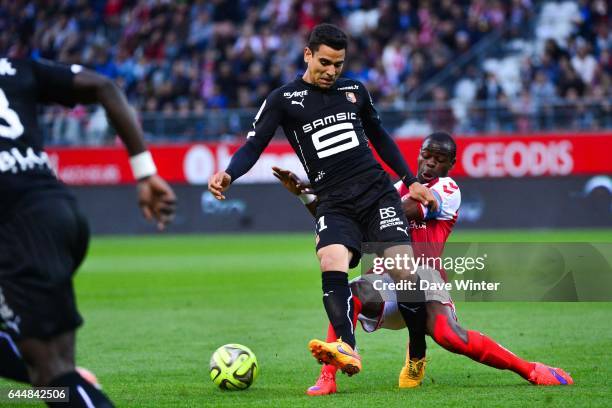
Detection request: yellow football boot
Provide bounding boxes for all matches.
[399,348,426,388]
[308,338,362,376]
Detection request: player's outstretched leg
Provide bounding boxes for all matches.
[527,363,574,386]
[307,364,338,396]
[307,323,339,396]
[308,284,362,376]
[427,302,573,386]
[320,269,357,348]
[384,246,429,364]
[310,246,361,375]
[398,342,426,388]
[17,331,116,407]
[307,296,362,395]
[1,331,103,391]
[308,338,361,377]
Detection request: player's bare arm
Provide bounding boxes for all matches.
[401,197,425,222]
[273,164,425,222]
[72,69,176,230]
[272,166,317,217]
[213,86,282,201]
[271,166,311,195]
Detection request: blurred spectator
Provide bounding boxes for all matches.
[571,38,598,85]
[477,72,504,103]
[494,93,515,132]
[559,58,586,97]
[530,71,557,130]
[85,106,109,145]
[427,87,456,132]
[511,89,536,133]
[474,72,505,132]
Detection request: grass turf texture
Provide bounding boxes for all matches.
[2,229,612,407]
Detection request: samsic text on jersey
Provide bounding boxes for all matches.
[243,78,389,193]
[0,58,80,212]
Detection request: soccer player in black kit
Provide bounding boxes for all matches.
[0,57,176,407]
[208,24,436,377]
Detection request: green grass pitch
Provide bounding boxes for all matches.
[2,229,612,407]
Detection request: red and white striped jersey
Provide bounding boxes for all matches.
[357,177,461,333]
[394,176,461,260]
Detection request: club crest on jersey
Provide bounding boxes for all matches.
[345,92,356,103]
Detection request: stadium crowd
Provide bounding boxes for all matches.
[1,0,610,141]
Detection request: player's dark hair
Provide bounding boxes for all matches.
[425,131,457,159]
[307,24,348,53]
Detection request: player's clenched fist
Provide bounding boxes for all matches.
[208,171,232,200]
[408,182,439,212]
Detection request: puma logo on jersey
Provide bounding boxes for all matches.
[291,98,304,108]
[397,226,410,237]
[283,90,308,98]
[0,59,16,76]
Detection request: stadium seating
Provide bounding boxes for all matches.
[1,0,609,141]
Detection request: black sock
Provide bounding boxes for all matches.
[322,271,356,348]
[0,331,30,383]
[397,278,427,359]
[48,371,114,408]
[397,302,427,359]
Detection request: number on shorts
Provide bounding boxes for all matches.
[317,216,327,232]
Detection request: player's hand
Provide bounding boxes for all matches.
[409,182,439,212]
[137,175,177,231]
[208,171,232,200]
[272,166,312,195]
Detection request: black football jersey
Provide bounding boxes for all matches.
[245,77,388,193]
[0,58,80,211]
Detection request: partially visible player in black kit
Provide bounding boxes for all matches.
[0,57,176,407]
[208,24,436,376]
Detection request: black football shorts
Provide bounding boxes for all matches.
[315,170,411,268]
[0,191,89,340]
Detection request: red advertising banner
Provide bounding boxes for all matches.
[46,133,612,185]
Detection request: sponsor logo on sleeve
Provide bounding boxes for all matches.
[337,84,359,91]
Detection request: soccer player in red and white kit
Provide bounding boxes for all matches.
[274,132,573,395]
